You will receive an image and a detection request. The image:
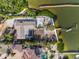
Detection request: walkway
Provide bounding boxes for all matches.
[39,3,79,8]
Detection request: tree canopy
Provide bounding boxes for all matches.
[0,0,28,14]
[4,34,13,41]
[37,9,55,18]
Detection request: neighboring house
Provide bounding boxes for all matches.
[14,18,36,39]
[11,45,41,59]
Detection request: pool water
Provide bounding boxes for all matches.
[41,53,47,59]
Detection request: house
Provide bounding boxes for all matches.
[13,16,55,40]
[14,18,36,39]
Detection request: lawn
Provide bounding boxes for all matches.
[56,7,79,51]
[28,0,79,58]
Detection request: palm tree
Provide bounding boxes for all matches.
[4,34,13,44]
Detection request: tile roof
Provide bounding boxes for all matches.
[12,45,41,59]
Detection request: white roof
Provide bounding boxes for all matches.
[36,16,54,27]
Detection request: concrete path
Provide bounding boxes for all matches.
[39,3,79,8]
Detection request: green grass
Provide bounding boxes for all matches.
[56,8,79,51]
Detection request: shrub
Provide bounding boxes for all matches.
[0,0,28,14]
[57,39,64,52]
